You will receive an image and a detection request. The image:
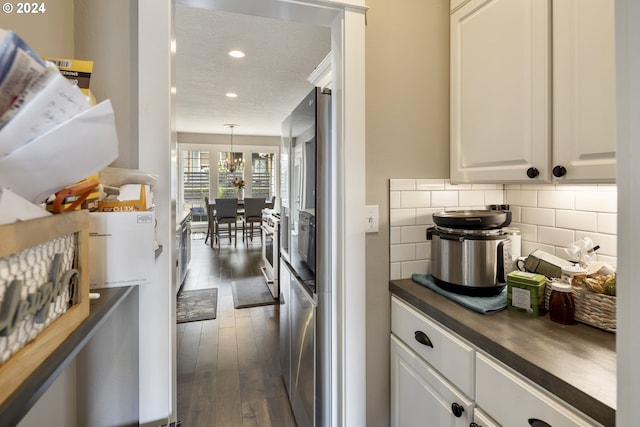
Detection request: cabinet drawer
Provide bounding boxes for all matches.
[476,353,603,427]
[391,297,475,397]
[391,335,473,427]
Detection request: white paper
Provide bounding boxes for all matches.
[0,100,119,203]
[0,187,50,225]
[0,62,90,158]
[118,184,146,201]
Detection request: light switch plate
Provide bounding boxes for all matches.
[365,205,379,233]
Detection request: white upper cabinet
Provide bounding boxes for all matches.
[552,0,616,182]
[450,0,616,183]
[450,0,551,183]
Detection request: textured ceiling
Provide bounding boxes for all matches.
[175,5,331,136]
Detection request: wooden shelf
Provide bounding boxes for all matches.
[0,286,136,427]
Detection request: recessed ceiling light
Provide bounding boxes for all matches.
[226,92,238,98]
[228,50,245,58]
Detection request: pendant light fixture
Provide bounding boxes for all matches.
[220,123,243,173]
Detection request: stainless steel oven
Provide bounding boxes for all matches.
[261,209,280,298]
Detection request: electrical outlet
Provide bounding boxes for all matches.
[365,205,379,233]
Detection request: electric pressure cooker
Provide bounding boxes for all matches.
[426,209,514,296]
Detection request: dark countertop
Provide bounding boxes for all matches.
[390,279,616,427]
[0,286,135,427]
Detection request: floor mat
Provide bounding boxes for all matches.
[176,288,218,323]
[231,279,277,309]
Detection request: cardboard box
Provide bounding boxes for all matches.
[507,270,547,317]
[98,184,152,212]
[89,211,155,289]
[42,57,93,93]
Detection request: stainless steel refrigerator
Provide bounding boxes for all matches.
[279,87,331,427]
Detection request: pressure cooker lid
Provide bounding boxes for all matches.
[432,209,512,230]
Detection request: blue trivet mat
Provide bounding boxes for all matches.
[411,274,507,314]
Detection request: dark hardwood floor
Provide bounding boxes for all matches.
[177,231,296,427]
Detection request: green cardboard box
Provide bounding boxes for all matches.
[507,271,547,317]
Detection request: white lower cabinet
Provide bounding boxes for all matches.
[472,407,500,427]
[391,296,604,427]
[476,353,603,427]
[390,335,474,427]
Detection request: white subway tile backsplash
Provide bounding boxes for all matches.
[509,206,522,222]
[401,225,428,243]
[506,189,537,207]
[575,191,617,213]
[416,179,446,190]
[527,184,559,191]
[511,222,537,241]
[390,209,416,226]
[556,184,599,192]
[556,210,597,232]
[390,179,416,191]
[522,207,555,226]
[538,226,575,247]
[416,242,432,260]
[389,180,618,280]
[431,191,459,207]
[401,260,429,278]
[459,190,485,206]
[445,182,472,190]
[472,184,502,190]
[390,263,401,280]
[597,213,617,234]
[402,191,431,208]
[390,227,401,245]
[538,191,575,210]
[484,190,505,205]
[416,208,441,225]
[389,191,401,208]
[523,241,557,257]
[390,244,416,263]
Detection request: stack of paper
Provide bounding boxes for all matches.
[0,29,119,204]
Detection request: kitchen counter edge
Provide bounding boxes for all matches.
[390,278,615,427]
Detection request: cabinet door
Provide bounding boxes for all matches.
[473,407,500,427]
[390,335,473,427]
[450,0,551,183]
[552,0,616,182]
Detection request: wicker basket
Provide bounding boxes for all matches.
[544,280,616,333]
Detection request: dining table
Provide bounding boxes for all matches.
[206,198,274,247]
[207,198,274,214]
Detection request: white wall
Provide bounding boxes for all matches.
[74,0,138,169]
[0,0,74,57]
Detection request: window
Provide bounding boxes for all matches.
[181,150,210,222]
[179,143,277,209]
[251,152,275,200]
[217,151,244,198]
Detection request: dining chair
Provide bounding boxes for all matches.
[204,196,213,246]
[214,198,238,247]
[242,197,265,243]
